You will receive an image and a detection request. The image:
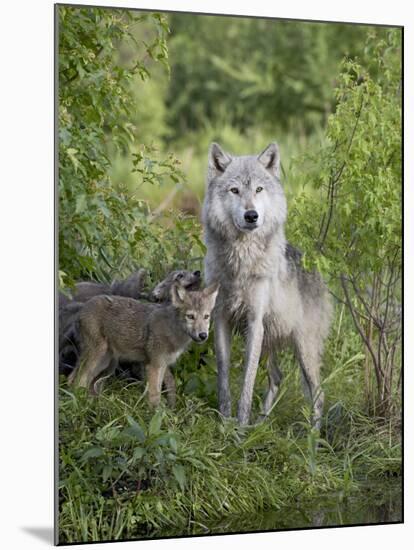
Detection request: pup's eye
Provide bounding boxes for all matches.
[204,314,210,320]
[176,273,184,280]
[186,314,195,320]
[230,187,239,194]
[256,186,263,193]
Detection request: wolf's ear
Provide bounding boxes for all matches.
[257,143,280,179]
[208,143,232,175]
[170,283,187,307]
[203,282,220,308]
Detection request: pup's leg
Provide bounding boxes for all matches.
[238,315,264,425]
[68,341,110,392]
[260,354,283,418]
[91,358,117,395]
[295,337,324,430]
[59,326,80,374]
[163,367,176,408]
[214,310,232,417]
[145,361,168,408]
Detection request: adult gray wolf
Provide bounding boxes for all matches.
[202,142,332,427]
[68,283,219,407]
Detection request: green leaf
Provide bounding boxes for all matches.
[133,447,146,460]
[75,194,87,214]
[82,446,104,461]
[148,410,163,436]
[154,434,170,446]
[125,416,146,442]
[66,148,79,173]
[172,463,186,492]
[169,436,178,454]
[102,464,112,482]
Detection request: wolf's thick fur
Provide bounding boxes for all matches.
[68,283,219,406]
[202,142,332,427]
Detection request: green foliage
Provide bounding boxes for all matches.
[166,16,382,136]
[289,29,402,282]
[77,408,190,493]
[58,6,176,284]
[288,29,402,416]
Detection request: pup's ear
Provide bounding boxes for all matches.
[208,143,232,175]
[152,280,168,301]
[204,281,220,295]
[170,282,187,307]
[203,282,220,308]
[257,143,280,179]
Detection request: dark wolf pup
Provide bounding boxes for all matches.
[150,270,202,301]
[59,268,147,307]
[68,283,219,407]
[60,268,201,306]
[202,142,332,427]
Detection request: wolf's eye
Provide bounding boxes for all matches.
[256,186,263,193]
[186,314,195,320]
[176,273,184,280]
[230,187,239,194]
[204,314,210,320]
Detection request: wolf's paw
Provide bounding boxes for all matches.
[254,414,270,425]
[221,415,238,423]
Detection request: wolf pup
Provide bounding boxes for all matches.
[202,142,332,428]
[58,269,202,375]
[68,283,219,407]
[150,269,201,301]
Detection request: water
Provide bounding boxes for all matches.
[165,481,402,537]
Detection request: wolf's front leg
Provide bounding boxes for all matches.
[237,316,264,425]
[214,309,232,417]
[237,282,267,425]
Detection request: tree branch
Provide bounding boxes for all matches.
[340,274,383,381]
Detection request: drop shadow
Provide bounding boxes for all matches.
[21,526,54,544]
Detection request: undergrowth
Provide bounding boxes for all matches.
[58,307,401,543]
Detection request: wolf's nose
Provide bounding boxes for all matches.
[193,270,201,277]
[244,210,258,223]
[198,332,208,341]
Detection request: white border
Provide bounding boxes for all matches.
[1,1,411,548]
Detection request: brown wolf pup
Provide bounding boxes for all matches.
[68,283,219,407]
[59,269,202,375]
